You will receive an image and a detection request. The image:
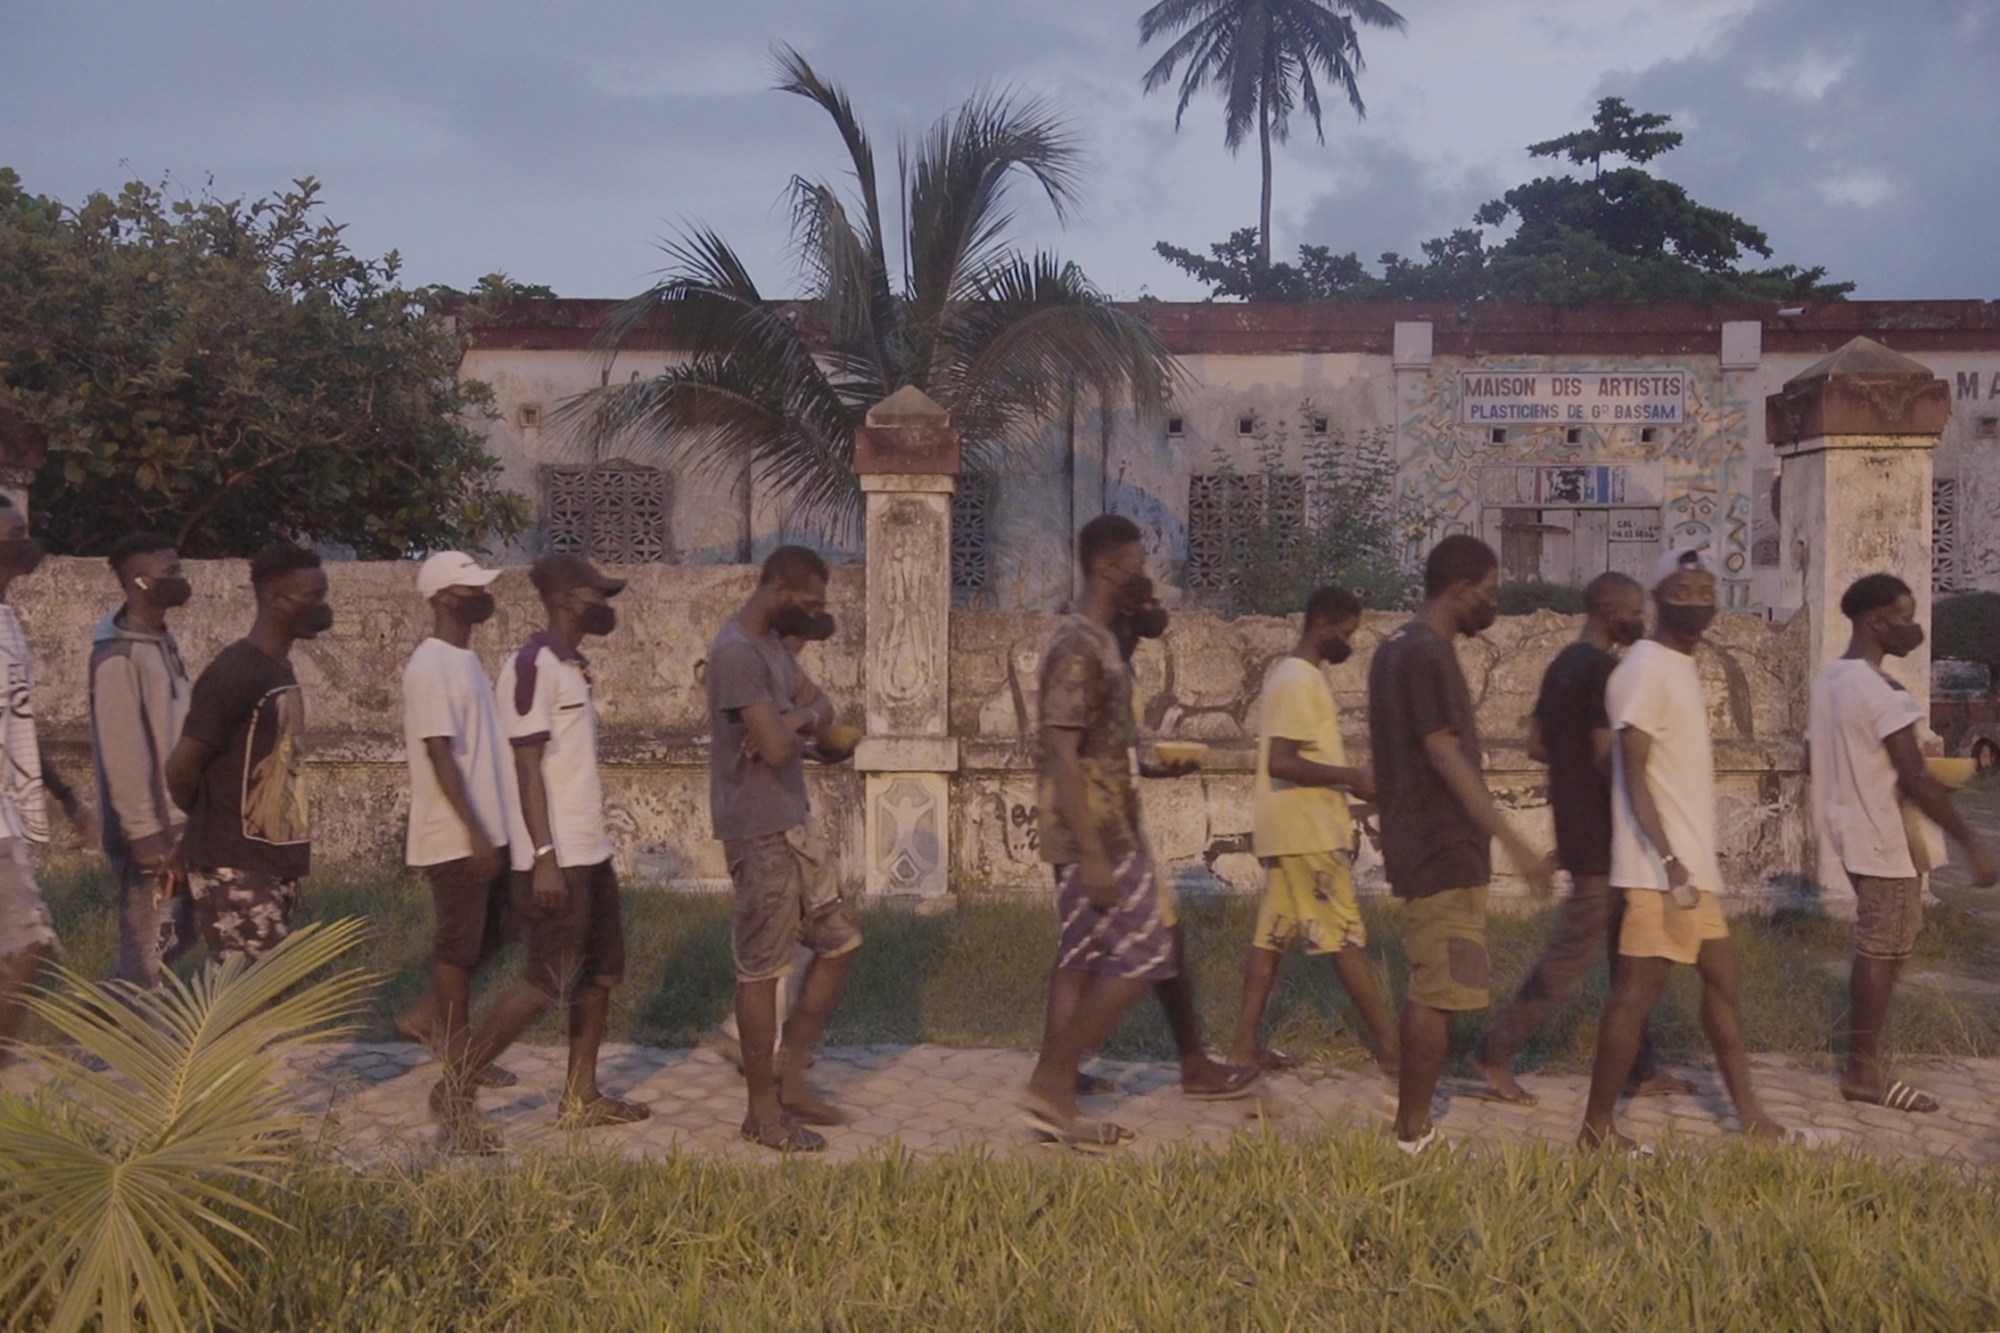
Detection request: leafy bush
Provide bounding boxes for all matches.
[1496,579,1587,616]
[0,919,372,1333]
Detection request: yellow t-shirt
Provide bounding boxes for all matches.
[1253,656,1354,858]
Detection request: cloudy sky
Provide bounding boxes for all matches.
[5,0,1994,302]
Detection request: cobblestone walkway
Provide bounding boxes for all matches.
[14,1041,1993,1169]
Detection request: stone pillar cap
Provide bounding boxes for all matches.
[854,385,962,477]
[1766,335,1950,446]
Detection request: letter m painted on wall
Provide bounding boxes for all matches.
[1958,372,1984,400]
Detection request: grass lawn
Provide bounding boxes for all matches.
[33,850,2000,1074]
[213,1135,2000,1331]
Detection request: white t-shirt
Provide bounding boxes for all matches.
[1608,639,1723,893]
[497,635,611,871]
[401,637,517,868]
[1808,658,1925,879]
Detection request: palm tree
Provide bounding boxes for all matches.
[1139,0,1407,269]
[565,46,1179,539]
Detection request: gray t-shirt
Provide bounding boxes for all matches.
[706,619,810,842]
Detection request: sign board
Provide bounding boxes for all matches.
[1459,371,1686,425]
[1480,464,1664,508]
[1608,509,1662,542]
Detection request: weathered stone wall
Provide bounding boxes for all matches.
[19,557,1812,902]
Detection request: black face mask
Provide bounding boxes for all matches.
[139,574,193,609]
[1613,615,1647,648]
[1465,598,1498,636]
[1657,602,1716,638]
[1324,637,1353,666]
[1118,572,1155,616]
[452,591,497,625]
[1881,622,1925,658]
[802,611,837,642]
[1129,601,1170,641]
[772,606,819,640]
[290,601,334,637]
[0,538,45,575]
[578,602,617,638]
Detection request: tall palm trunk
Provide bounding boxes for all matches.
[1257,94,1274,269]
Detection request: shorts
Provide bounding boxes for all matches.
[1400,885,1490,1011]
[1618,887,1730,965]
[1255,851,1366,954]
[188,866,300,965]
[422,852,517,970]
[725,824,863,984]
[513,859,625,997]
[0,837,55,962]
[1853,874,1924,961]
[1053,850,1178,983]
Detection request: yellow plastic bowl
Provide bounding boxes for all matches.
[819,723,865,753]
[1927,756,1977,789]
[1154,741,1208,767]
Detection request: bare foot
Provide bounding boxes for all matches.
[1473,1060,1538,1107]
[1625,1069,1696,1098]
[1576,1122,1641,1153]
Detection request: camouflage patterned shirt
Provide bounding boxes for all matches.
[1036,615,1142,865]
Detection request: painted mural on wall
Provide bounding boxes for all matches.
[1398,356,1754,606]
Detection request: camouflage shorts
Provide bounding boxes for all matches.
[188,867,299,965]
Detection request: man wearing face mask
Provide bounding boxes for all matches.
[707,545,862,1152]
[1475,572,1691,1106]
[392,552,522,1152]
[166,542,330,968]
[89,533,195,988]
[1578,547,1790,1150]
[450,553,649,1130]
[1368,536,1550,1155]
[1229,585,1397,1076]
[1810,574,1997,1116]
[0,498,94,1065]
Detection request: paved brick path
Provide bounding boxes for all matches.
[16,1040,1987,1168]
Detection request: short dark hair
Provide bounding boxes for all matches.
[1078,514,1142,573]
[1423,535,1498,597]
[1304,585,1362,626]
[1584,571,1642,615]
[1840,573,1913,620]
[107,531,175,575]
[249,542,322,587]
[759,544,829,589]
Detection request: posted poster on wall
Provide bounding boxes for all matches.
[1459,371,1687,425]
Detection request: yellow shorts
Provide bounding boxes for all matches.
[1618,888,1729,965]
[1400,885,1490,1011]
[1254,851,1364,954]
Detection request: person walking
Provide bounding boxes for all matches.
[393,552,525,1152]
[1810,573,1998,1114]
[1578,548,1790,1150]
[1474,572,1691,1105]
[1368,535,1551,1154]
[166,543,329,968]
[89,532,194,988]
[1227,585,1398,1078]
[707,546,864,1152]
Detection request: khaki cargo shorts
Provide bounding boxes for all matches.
[1401,885,1490,1011]
[725,824,862,984]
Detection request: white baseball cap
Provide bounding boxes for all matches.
[1651,544,1712,589]
[416,551,503,599]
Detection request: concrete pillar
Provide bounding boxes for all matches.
[851,387,960,900]
[1769,336,1950,903]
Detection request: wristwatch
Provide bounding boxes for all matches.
[1660,854,1683,872]
[533,843,556,861]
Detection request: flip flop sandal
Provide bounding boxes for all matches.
[1577,1125,1654,1157]
[1075,1071,1119,1096]
[742,1115,827,1153]
[1254,1049,1304,1072]
[1395,1126,1440,1156]
[472,1064,518,1089]
[559,1095,653,1128]
[780,1090,852,1126]
[1841,1080,1940,1113]
[1181,1065,1262,1101]
[1625,1071,1697,1099]
[1465,1081,1540,1108]
[1022,1099,1136,1148]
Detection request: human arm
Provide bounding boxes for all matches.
[511,741,564,911]
[91,653,177,857]
[1266,737,1374,799]
[1886,725,1997,886]
[164,736,218,816]
[1616,726,1697,904]
[1525,715,1549,765]
[38,746,96,848]
[1046,725,1117,908]
[424,737,501,880]
[1423,730,1552,896]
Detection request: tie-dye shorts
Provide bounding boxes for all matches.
[1052,850,1178,983]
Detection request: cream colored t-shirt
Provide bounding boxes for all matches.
[1253,656,1355,858]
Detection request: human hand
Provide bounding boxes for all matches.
[1344,767,1377,802]
[468,833,503,884]
[1505,835,1553,898]
[1971,846,1998,889]
[532,856,565,913]
[1081,852,1119,911]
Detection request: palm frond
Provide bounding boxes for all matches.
[0,919,373,1333]
[770,44,892,292]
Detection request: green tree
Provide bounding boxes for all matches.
[0,170,530,557]
[565,47,1177,534]
[1160,98,1854,302]
[1139,0,1407,270]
